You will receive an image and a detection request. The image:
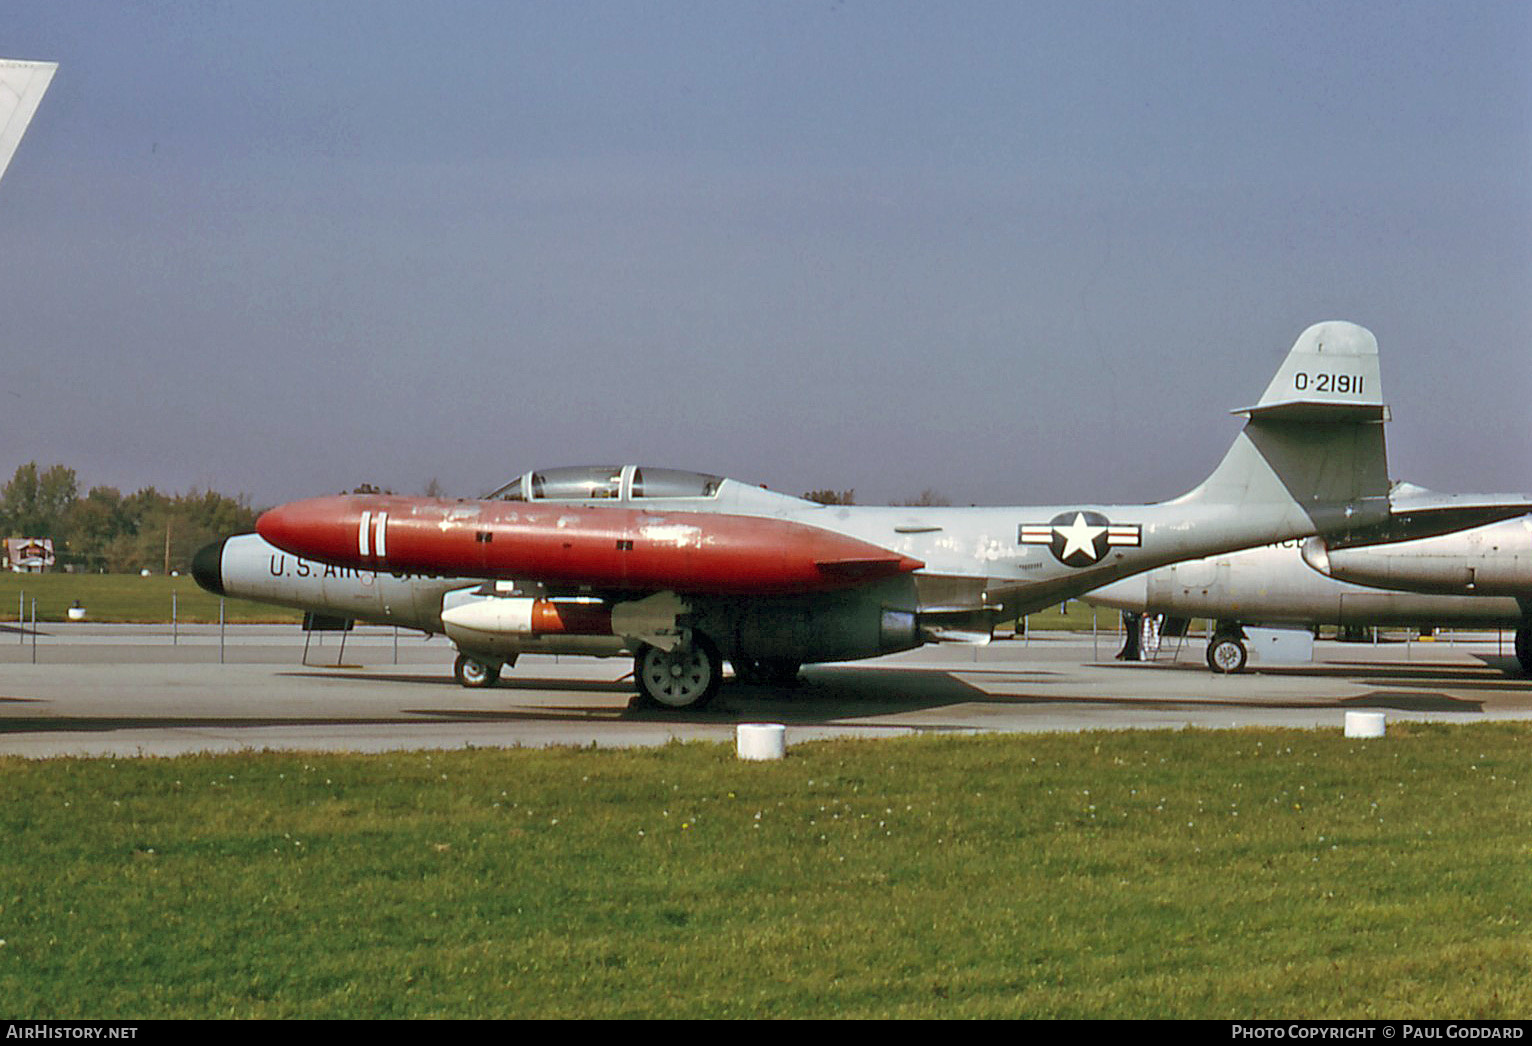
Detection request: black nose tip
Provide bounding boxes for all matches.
[191,539,226,596]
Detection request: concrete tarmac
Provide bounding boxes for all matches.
[0,623,1528,758]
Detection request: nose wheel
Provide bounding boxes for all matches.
[634,638,722,709]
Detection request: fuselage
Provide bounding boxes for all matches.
[1084,520,1531,628]
[256,465,1366,622]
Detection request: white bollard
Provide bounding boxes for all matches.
[1344,711,1386,738]
[737,723,786,761]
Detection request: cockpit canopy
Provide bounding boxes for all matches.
[487,465,724,503]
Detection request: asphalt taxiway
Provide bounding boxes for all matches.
[1,623,1528,758]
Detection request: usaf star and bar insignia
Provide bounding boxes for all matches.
[1019,511,1141,567]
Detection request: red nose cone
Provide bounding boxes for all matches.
[257,496,366,563]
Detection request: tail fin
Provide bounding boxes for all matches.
[1239,320,1386,422]
[1176,321,1391,536]
[0,58,57,187]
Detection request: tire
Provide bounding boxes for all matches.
[1516,625,1531,675]
[1206,635,1248,674]
[634,637,723,709]
[454,653,501,688]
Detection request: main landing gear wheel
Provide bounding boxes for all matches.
[1516,625,1532,675]
[454,654,502,689]
[1206,634,1248,674]
[634,638,722,709]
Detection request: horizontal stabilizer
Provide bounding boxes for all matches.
[1315,484,1532,550]
[1233,321,1386,422]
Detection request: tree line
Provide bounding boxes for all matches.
[0,463,258,574]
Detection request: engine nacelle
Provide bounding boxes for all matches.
[1304,518,1531,598]
[692,576,921,663]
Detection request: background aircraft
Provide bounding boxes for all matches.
[1083,514,1532,674]
[0,58,55,186]
[252,321,1529,708]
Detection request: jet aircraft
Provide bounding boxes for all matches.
[254,322,1530,708]
[1083,513,1532,674]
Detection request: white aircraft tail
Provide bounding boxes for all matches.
[1175,321,1392,536]
[0,58,57,186]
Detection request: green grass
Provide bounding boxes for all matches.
[0,573,300,624]
[1011,600,1111,632]
[0,725,1526,1018]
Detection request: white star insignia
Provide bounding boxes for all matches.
[1055,512,1107,562]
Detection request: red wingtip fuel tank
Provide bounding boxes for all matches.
[257,495,923,595]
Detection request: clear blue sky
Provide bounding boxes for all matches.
[2,2,1528,508]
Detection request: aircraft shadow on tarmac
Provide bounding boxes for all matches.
[405,658,1498,726]
[274,665,1003,729]
[279,670,639,694]
[404,666,1002,728]
[1102,655,1525,683]
[1106,656,1525,700]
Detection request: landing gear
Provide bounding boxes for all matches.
[634,637,723,709]
[1206,630,1249,674]
[1516,625,1531,675]
[454,653,502,688]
